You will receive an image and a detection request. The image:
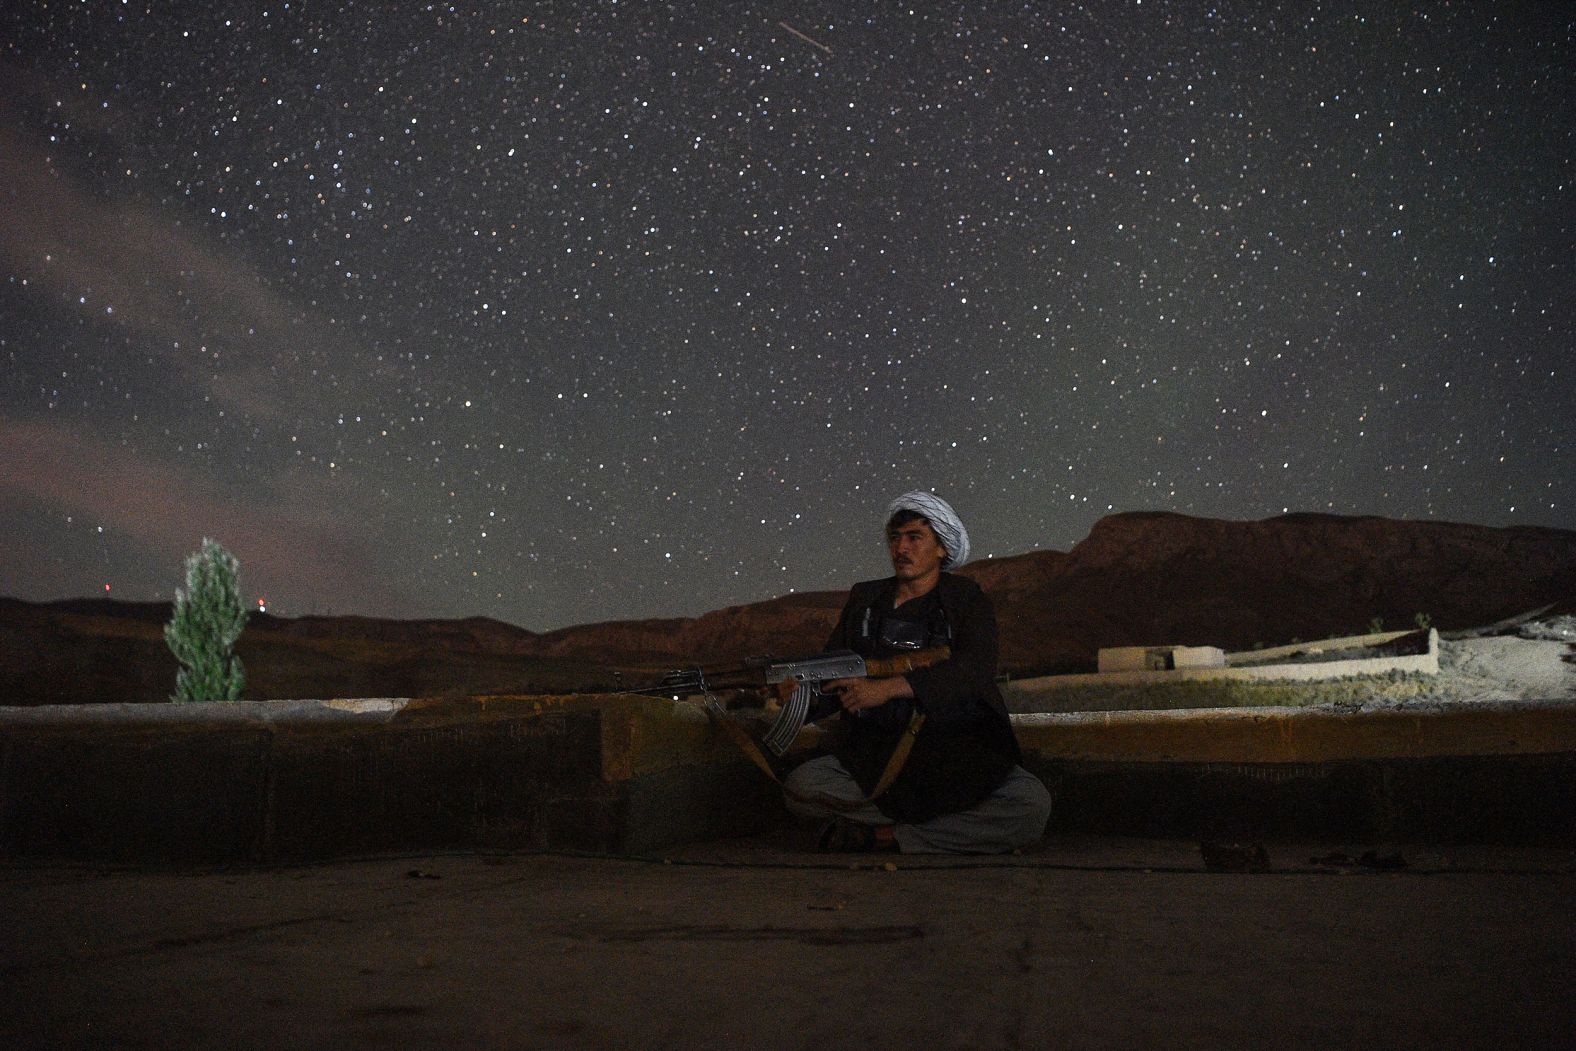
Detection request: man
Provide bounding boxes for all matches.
[782,491,1052,853]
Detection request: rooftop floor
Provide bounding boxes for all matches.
[6,836,1573,1049]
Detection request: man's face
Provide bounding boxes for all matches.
[888,519,947,583]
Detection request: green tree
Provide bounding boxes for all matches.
[164,538,249,702]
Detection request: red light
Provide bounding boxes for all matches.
[104,583,111,592]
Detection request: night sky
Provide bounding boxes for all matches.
[2,3,1571,629]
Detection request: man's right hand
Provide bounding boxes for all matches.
[827,675,912,713]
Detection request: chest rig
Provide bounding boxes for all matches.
[857,594,952,655]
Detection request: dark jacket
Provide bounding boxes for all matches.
[826,572,1019,822]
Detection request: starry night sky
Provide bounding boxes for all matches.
[2,3,1571,629]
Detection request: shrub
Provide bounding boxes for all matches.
[164,538,249,702]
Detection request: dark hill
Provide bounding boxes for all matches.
[2,512,1573,705]
[520,513,1576,675]
[0,597,595,706]
[983,512,1576,674]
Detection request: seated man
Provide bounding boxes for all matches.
[783,491,1052,853]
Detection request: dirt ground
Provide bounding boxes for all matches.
[5,835,1573,1050]
[1431,633,1576,702]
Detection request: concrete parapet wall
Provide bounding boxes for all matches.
[1011,697,1576,764]
[4,689,1574,861]
[0,693,780,863]
[1011,697,1576,845]
[1026,752,1576,845]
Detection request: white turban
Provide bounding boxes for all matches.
[885,491,970,569]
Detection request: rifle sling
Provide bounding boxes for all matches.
[700,696,782,784]
[701,701,926,810]
[661,692,930,809]
[866,712,926,801]
[779,647,942,804]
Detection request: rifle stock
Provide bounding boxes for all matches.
[862,647,951,680]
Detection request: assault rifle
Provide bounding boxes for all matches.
[635,646,950,757]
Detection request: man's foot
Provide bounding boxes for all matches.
[816,817,897,852]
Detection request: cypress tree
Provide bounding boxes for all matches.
[164,538,249,702]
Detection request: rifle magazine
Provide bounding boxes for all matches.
[762,682,814,756]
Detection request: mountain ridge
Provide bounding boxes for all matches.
[3,511,1573,705]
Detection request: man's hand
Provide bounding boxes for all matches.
[826,675,914,713]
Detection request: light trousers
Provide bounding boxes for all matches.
[783,754,1052,854]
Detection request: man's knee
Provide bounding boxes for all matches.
[783,755,836,796]
[1001,768,1054,841]
[780,761,818,812]
[1021,771,1053,820]
[782,755,861,818]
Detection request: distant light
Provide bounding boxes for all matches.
[104,583,111,592]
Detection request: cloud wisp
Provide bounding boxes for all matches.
[0,418,411,614]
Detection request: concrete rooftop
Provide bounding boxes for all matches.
[5,836,1573,1049]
